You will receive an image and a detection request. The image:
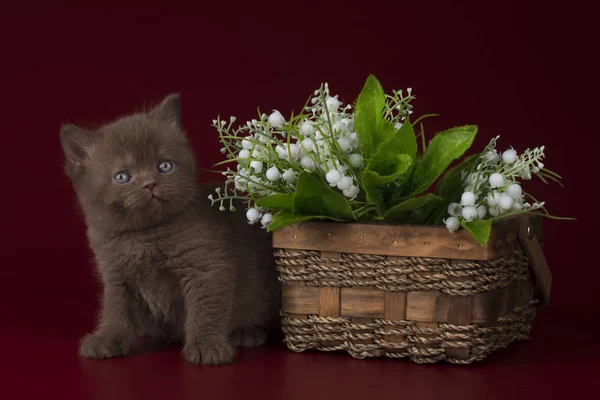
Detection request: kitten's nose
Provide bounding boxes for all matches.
[142,181,156,191]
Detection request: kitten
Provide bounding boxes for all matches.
[60,94,280,365]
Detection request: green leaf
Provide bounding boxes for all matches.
[267,211,346,232]
[411,125,478,196]
[293,172,354,219]
[461,218,493,246]
[367,122,417,175]
[255,193,294,210]
[406,196,444,224]
[428,154,480,224]
[435,154,480,199]
[362,154,413,214]
[353,74,385,158]
[385,194,443,223]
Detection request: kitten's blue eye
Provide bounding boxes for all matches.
[158,160,173,173]
[114,171,131,184]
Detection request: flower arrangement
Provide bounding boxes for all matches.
[209,75,566,245]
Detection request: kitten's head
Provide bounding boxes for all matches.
[60,94,198,231]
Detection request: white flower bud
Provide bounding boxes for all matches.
[260,213,273,229]
[241,138,253,149]
[462,205,477,222]
[484,151,500,164]
[502,149,518,164]
[343,185,359,199]
[282,168,296,183]
[246,208,261,224]
[488,207,499,217]
[301,138,315,152]
[300,121,315,136]
[326,96,340,111]
[513,201,523,211]
[489,173,505,188]
[252,147,265,159]
[448,202,463,217]
[477,205,487,219]
[537,162,544,170]
[394,122,402,130]
[349,154,364,168]
[265,166,281,182]
[288,144,300,159]
[268,110,285,128]
[239,149,250,159]
[275,145,286,158]
[499,193,513,210]
[507,184,522,199]
[445,216,460,232]
[336,176,353,190]
[349,131,358,147]
[300,156,315,170]
[250,160,263,173]
[487,191,501,207]
[461,191,476,206]
[337,137,352,152]
[326,169,342,185]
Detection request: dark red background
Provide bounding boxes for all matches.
[1,2,598,399]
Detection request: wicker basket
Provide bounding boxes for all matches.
[272,215,551,364]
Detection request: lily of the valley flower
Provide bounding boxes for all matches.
[268,110,285,128]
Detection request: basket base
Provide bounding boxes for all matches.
[281,301,537,364]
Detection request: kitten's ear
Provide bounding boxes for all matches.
[60,124,96,165]
[149,93,182,129]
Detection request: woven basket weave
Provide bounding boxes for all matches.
[272,215,550,364]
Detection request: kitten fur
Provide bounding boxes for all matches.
[60,94,280,365]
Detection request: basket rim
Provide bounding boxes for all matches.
[272,215,543,261]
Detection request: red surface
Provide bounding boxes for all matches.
[1,2,598,399]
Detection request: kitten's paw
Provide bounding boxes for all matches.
[182,341,235,365]
[231,327,267,348]
[79,333,133,359]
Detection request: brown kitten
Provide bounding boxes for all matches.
[60,94,280,365]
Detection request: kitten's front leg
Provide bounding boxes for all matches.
[79,282,137,359]
[177,267,235,365]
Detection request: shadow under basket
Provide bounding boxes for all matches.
[272,215,551,364]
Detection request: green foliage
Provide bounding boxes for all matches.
[259,77,483,240]
[353,74,386,158]
[256,194,294,210]
[221,74,514,245]
[410,125,478,196]
[385,194,443,223]
[461,218,492,246]
[267,211,345,232]
[293,172,354,219]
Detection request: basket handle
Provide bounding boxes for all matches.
[518,216,552,308]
